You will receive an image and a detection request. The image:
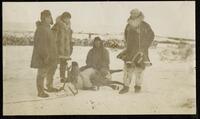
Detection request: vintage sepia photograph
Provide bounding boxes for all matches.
[3,1,196,115]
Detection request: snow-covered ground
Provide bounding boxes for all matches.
[3,44,196,115]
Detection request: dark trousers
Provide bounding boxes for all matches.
[36,63,57,94]
[59,58,67,79]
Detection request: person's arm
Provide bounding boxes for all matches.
[57,24,66,58]
[46,29,57,62]
[101,49,110,70]
[34,27,49,60]
[144,22,155,48]
[124,24,129,48]
[70,29,73,55]
[86,49,93,67]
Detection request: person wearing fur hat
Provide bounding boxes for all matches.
[118,9,155,94]
[80,37,111,82]
[30,10,59,98]
[52,11,73,83]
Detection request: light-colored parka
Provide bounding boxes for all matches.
[52,16,73,59]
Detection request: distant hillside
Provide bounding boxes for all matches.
[3,22,195,42]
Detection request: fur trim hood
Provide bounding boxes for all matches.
[35,21,50,28]
[127,15,144,28]
[55,16,71,30]
[128,9,144,28]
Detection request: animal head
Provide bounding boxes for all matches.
[71,61,79,68]
[69,61,80,83]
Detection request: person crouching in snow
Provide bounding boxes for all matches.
[117,9,155,94]
[79,37,112,89]
[52,12,73,83]
[30,10,59,98]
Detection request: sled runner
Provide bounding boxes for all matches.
[90,69,125,90]
[58,79,78,96]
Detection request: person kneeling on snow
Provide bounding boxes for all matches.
[117,9,155,94]
[79,37,112,89]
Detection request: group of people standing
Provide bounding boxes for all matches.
[30,9,154,98]
[30,10,73,97]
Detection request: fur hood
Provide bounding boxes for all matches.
[127,16,144,28]
[55,16,71,30]
[35,21,50,28]
[52,15,73,59]
[127,9,144,28]
[36,21,41,27]
[92,38,104,49]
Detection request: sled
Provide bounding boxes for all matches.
[57,59,79,96]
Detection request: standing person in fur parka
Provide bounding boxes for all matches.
[52,12,73,83]
[118,9,155,94]
[30,10,59,98]
[117,9,154,67]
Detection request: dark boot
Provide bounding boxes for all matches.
[38,92,49,98]
[36,68,48,98]
[134,85,141,93]
[119,86,129,94]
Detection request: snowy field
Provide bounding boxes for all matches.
[3,44,196,115]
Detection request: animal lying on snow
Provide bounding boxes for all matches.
[66,61,125,91]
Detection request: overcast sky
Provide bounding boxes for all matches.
[3,1,195,39]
